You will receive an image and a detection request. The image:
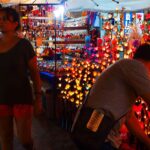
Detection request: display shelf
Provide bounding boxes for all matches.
[63,26,88,30]
[19,4,88,74]
[54,41,85,44]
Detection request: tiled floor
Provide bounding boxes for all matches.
[14,115,78,150]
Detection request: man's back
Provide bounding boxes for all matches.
[86,58,150,120]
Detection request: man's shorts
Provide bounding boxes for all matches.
[0,104,33,118]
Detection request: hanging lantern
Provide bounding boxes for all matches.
[111,38,117,45]
[97,38,103,47]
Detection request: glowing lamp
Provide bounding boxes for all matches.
[69,91,74,96]
[75,91,78,94]
[76,100,79,105]
[58,84,62,87]
[123,42,128,47]
[71,98,74,102]
[59,78,62,81]
[77,86,82,90]
[54,5,64,20]
[124,54,129,59]
[116,53,120,58]
[83,78,87,81]
[65,84,70,90]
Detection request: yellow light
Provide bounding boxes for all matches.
[120,31,124,38]
[87,71,90,75]
[80,93,83,97]
[124,42,128,47]
[110,24,114,29]
[88,77,91,81]
[93,71,97,77]
[102,47,105,51]
[78,70,82,74]
[69,91,74,96]
[76,100,79,105]
[116,53,120,58]
[80,97,83,100]
[70,98,74,102]
[83,78,87,81]
[127,49,132,54]
[75,90,78,94]
[65,78,69,82]
[102,61,106,65]
[87,84,91,88]
[77,86,82,90]
[58,84,62,87]
[79,102,82,105]
[124,54,129,59]
[75,79,80,84]
[91,65,95,69]
[96,65,99,69]
[84,74,87,78]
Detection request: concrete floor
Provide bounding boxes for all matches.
[14,115,78,150]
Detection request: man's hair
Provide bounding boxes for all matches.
[133,43,150,61]
[0,7,21,31]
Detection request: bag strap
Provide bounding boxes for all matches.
[71,91,90,132]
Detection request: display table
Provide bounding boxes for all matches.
[40,71,77,130]
[40,71,55,84]
[40,72,56,119]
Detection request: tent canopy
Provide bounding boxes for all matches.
[1,0,150,11]
[66,0,150,12]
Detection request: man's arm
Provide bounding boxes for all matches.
[125,110,150,149]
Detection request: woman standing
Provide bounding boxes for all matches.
[0,7,42,150]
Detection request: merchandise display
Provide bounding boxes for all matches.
[1,1,149,149]
[56,9,150,149]
[20,4,88,74]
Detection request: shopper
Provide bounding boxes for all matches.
[71,43,150,150]
[0,7,42,150]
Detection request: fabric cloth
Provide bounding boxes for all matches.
[85,58,150,148]
[0,38,35,105]
[107,116,126,149]
[0,104,33,118]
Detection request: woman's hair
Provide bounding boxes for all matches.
[133,43,150,61]
[0,7,21,31]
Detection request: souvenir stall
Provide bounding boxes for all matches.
[18,3,90,121]
[1,0,150,149]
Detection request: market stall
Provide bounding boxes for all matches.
[0,1,150,149]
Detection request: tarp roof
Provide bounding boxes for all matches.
[66,0,150,12]
[0,0,63,5]
[1,0,150,12]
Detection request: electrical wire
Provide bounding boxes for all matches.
[91,0,99,7]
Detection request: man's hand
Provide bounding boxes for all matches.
[125,110,150,149]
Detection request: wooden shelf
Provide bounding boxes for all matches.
[63,26,88,30]
[54,41,85,44]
